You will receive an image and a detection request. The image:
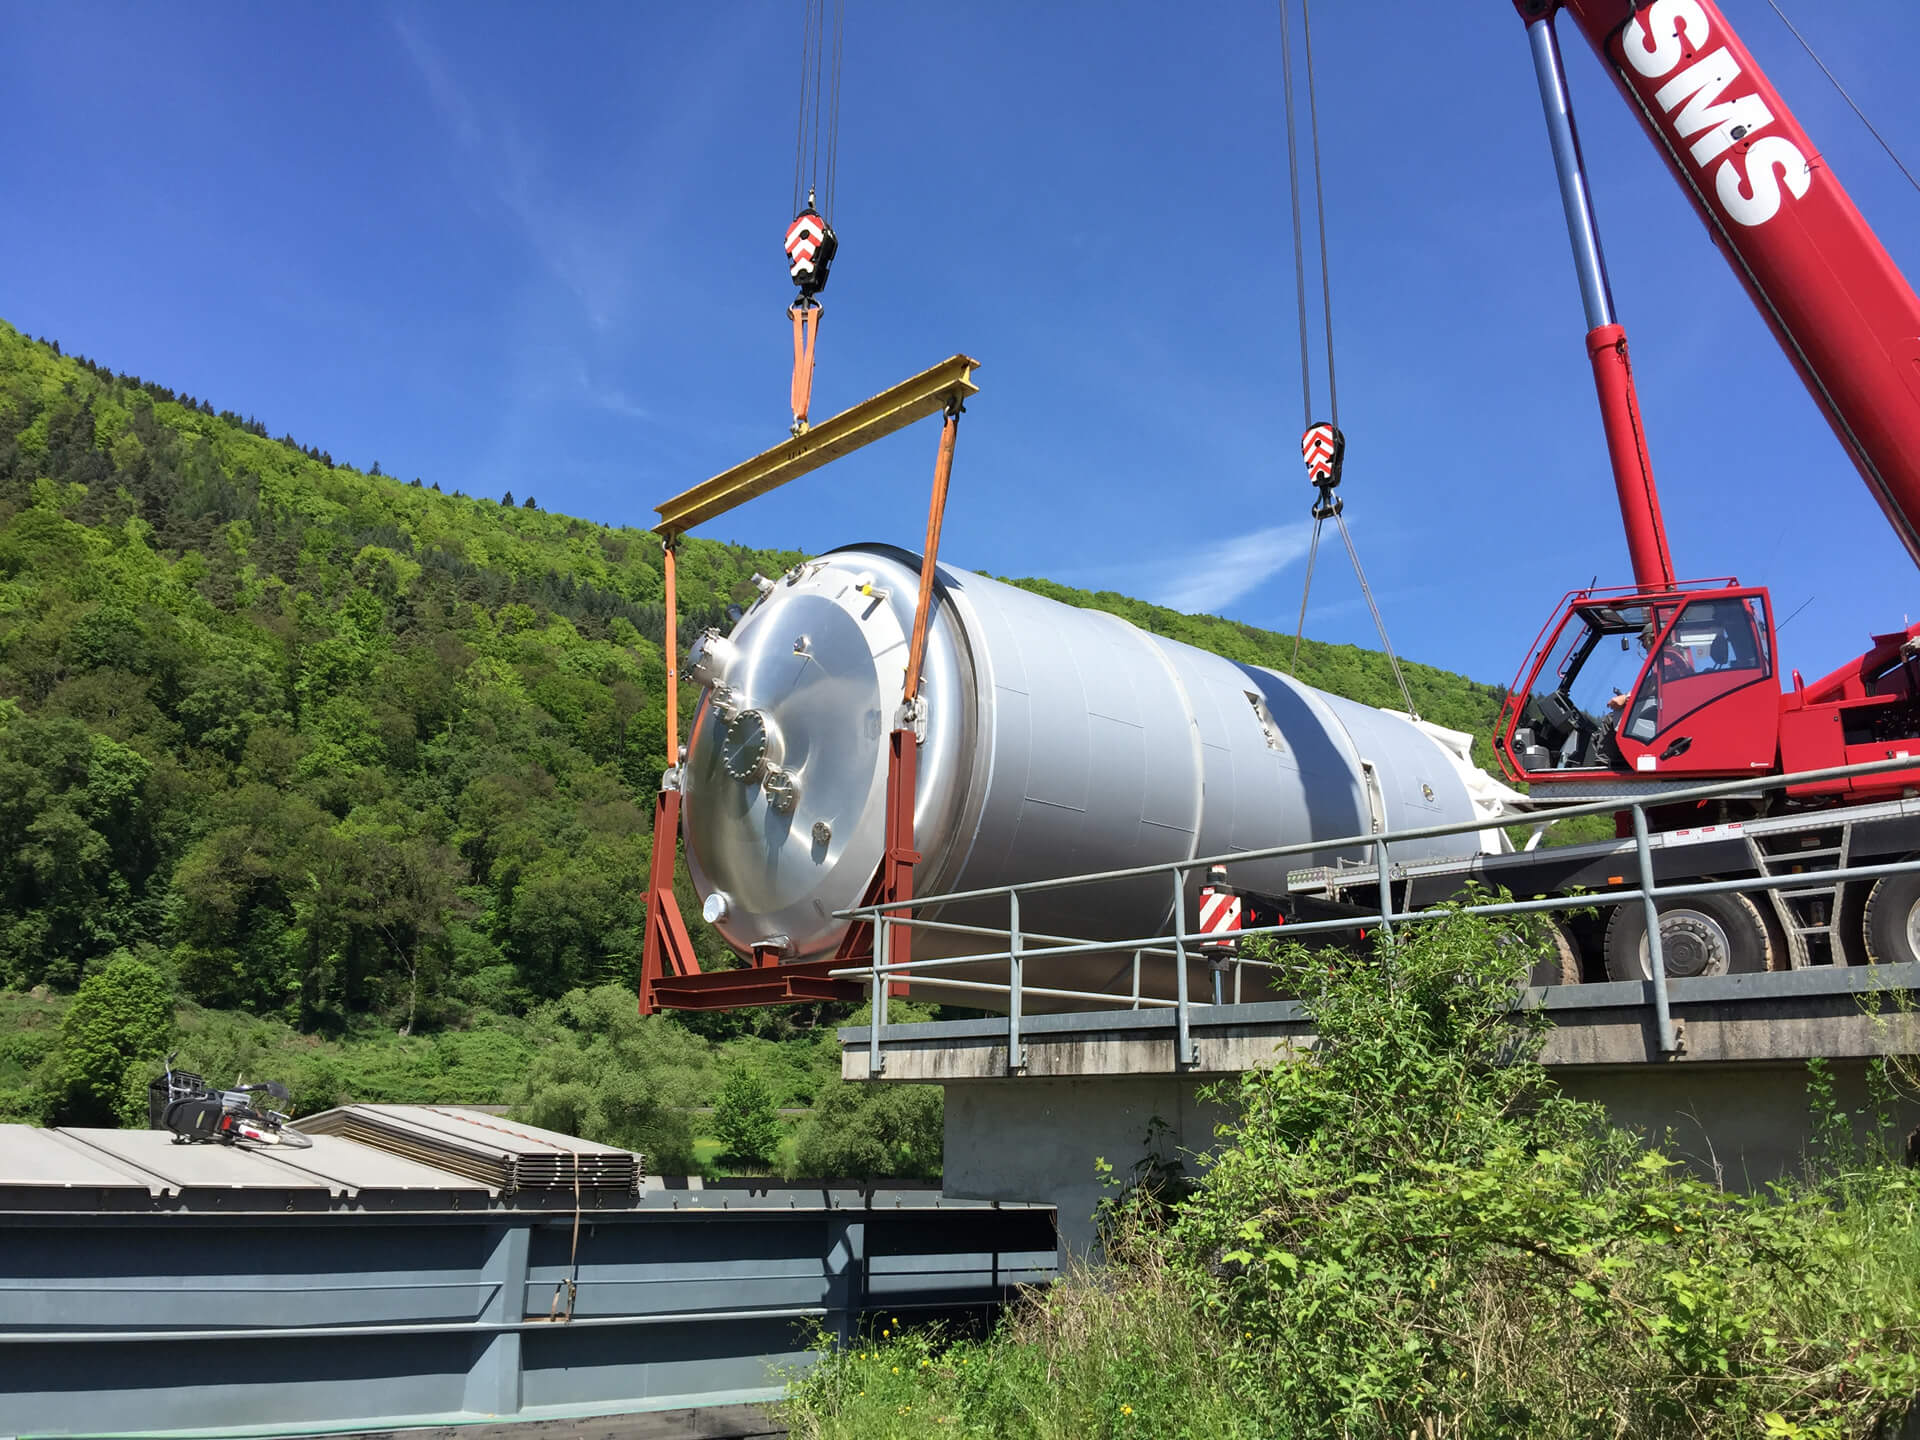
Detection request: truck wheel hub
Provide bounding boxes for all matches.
[1651,911,1730,978]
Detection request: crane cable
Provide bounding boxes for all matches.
[1279,0,1419,722]
[784,0,846,436]
[1763,0,1920,199]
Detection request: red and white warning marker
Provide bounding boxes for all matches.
[785,210,836,291]
[1198,866,1242,949]
[1301,421,1344,487]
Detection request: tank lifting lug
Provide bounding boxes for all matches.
[893,696,928,742]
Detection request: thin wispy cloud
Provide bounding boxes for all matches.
[575,367,652,422]
[1082,522,1315,617]
[391,15,630,329]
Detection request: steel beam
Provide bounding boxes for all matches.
[653,356,979,536]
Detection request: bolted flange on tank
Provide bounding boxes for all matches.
[679,544,1508,1008]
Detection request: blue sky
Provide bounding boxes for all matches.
[5,1,1919,686]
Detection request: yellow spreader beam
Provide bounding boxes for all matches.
[653,355,979,536]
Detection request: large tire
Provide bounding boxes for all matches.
[1752,891,1807,972]
[1862,869,1920,966]
[1603,892,1769,982]
[1836,878,1871,967]
[1528,918,1582,987]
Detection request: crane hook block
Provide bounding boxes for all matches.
[785,209,838,299]
[1301,421,1344,489]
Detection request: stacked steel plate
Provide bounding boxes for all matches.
[294,1105,641,1198]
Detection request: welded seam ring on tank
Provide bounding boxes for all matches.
[893,557,997,907]
[1093,608,1209,990]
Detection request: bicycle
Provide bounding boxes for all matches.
[148,1053,313,1149]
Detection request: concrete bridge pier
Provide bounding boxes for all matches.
[844,966,1920,1255]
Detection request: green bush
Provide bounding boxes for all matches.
[510,984,709,1173]
[793,1077,942,1182]
[46,952,174,1125]
[785,911,1920,1439]
[713,1066,782,1169]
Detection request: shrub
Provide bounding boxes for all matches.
[714,1066,782,1168]
[510,984,708,1173]
[785,909,1920,1439]
[793,1076,942,1182]
[46,952,174,1125]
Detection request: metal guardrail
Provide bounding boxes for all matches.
[832,756,1920,1071]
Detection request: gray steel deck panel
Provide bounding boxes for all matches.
[0,1126,158,1194]
[250,1134,494,1197]
[300,1105,637,1158]
[57,1128,334,1193]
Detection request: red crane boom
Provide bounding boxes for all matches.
[1552,0,1920,568]
[1495,1,1920,807]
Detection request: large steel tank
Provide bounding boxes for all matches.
[679,544,1508,1001]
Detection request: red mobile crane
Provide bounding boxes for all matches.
[1491,0,1920,807]
[1286,1,1920,984]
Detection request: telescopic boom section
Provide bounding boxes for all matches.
[1523,13,1677,591]
[1544,0,1920,570]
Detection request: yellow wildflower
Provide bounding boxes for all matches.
[1122,1404,1134,1416]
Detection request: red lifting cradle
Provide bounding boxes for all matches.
[639,356,979,1014]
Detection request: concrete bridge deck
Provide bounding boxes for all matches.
[843,963,1920,1252]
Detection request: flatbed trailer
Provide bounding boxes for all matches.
[1279,795,1920,981]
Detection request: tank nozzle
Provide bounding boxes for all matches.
[688,629,740,688]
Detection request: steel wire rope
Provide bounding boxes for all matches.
[825,0,846,220]
[1276,0,1313,425]
[1300,0,1337,426]
[791,0,843,219]
[1278,0,1419,718]
[793,0,818,214]
[811,0,824,202]
[1334,510,1418,722]
[1764,0,1920,200]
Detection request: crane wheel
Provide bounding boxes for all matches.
[1861,867,1920,966]
[1603,893,1768,982]
[1752,891,1807,971]
[1528,918,1582,987]
[1835,879,1871,967]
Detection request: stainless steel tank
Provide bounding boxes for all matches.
[679,544,1508,1002]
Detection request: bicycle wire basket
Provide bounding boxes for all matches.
[147,1070,205,1129]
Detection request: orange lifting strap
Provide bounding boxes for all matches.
[789,301,822,436]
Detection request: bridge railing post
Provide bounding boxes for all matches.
[1008,890,1027,1072]
[1630,803,1679,1055]
[1374,836,1395,947]
[870,916,888,1077]
[1173,867,1195,1068]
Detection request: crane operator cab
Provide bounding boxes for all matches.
[1495,585,1781,786]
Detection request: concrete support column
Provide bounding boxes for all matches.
[462,1222,530,1416]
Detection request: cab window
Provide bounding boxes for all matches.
[1622,595,1771,742]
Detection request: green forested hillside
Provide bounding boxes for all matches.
[0,319,796,1027]
[0,320,1510,1152]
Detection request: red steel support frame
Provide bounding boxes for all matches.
[638,363,976,1014]
[638,541,700,1014]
